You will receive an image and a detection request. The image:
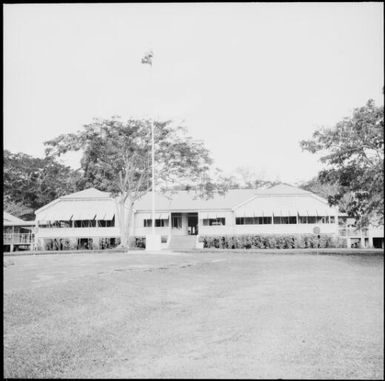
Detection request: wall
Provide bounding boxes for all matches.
[198,210,234,236]
[198,210,339,236]
[36,227,120,239]
[134,212,171,237]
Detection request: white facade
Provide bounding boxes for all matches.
[33,184,383,250]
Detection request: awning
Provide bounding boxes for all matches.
[39,209,74,221]
[36,200,116,222]
[234,195,338,217]
[72,210,96,220]
[199,212,226,219]
[138,212,169,219]
[272,209,298,217]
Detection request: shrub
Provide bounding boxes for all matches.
[198,233,346,249]
[135,237,146,248]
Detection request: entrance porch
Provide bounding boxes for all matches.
[170,212,198,236]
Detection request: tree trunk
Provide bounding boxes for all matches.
[115,195,134,248]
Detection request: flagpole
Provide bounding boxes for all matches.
[151,119,155,236]
[142,50,158,249]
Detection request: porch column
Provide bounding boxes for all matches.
[10,225,14,252]
[34,220,39,250]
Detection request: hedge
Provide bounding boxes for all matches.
[198,234,347,249]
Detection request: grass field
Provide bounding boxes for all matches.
[4,251,384,379]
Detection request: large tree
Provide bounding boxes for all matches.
[44,117,225,247]
[4,150,82,219]
[223,166,281,189]
[300,99,384,227]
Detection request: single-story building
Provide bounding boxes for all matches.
[3,212,35,252]
[34,183,358,250]
[341,217,384,249]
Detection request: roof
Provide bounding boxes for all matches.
[61,188,110,199]
[34,183,340,220]
[3,212,35,226]
[134,189,258,211]
[36,199,116,221]
[4,211,25,223]
[255,183,311,196]
[234,195,338,216]
[35,187,112,215]
[233,184,338,216]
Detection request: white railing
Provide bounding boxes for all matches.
[3,233,33,245]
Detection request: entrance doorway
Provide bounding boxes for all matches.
[187,213,198,235]
[373,237,384,249]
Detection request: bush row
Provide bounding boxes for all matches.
[199,234,347,249]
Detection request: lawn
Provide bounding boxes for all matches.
[4,251,384,379]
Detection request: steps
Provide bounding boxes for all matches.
[168,235,197,251]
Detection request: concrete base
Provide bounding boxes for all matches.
[146,234,162,251]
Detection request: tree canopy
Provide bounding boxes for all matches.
[4,150,81,219]
[300,99,384,227]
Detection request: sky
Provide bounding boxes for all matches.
[3,3,384,185]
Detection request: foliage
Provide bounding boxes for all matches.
[3,198,33,219]
[4,150,82,218]
[200,234,347,249]
[300,99,384,227]
[298,177,339,200]
[224,166,281,189]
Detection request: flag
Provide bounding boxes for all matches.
[141,50,153,66]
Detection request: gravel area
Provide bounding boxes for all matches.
[4,251,384,379]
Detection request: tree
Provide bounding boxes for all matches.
[44,117,224,247]
[298,177,339,200]
[224,166,281,189]
[3,197,33,219]
[4,150,81,218]
[300,99,384,227]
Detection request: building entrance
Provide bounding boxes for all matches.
[187,213,198,235]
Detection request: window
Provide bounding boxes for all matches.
[273,216,297,224]
[47,220,71,228]
[235,217,272,225]
[307,216,317,224]
[202,218,225,226]
[144,219,169,228]
[298,216,331,224]
[156,219,169,227]
[73,218,112,228]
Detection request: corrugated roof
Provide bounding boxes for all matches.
[34,184,339,219]
[134,189,258,211]
[36,199,116,221]
[255,183,311,195]
[61,188,110,199]
[4,212,26,223]
[234,195,338,216]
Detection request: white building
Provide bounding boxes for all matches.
[34,184,356,250]
[3,212,35,252]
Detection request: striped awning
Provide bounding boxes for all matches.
[234,196,337,217]
[139,212,169,219]
[199,212,227,219]
[37,200,116,221]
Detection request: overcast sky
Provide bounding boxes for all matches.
[4,3,384,184]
